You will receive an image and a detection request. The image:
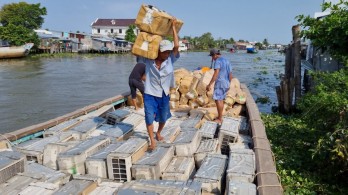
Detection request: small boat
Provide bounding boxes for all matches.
[178,42,188,52]
[0,43,34,59]
[246,44,258,54]
[228,48,235,53]
[0,84,282,194]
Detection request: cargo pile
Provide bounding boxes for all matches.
[169,67,247,121]
[132,4,184,59]
[0,82,256,194]
[129,67,248,122]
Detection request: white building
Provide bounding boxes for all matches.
[91,18,139,40]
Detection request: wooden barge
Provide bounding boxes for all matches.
[0,86,283,195]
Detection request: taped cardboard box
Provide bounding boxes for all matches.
[135,4,184,36]
[132,32,162,60]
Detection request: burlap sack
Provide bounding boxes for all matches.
[170,90,180,101]
[196,69,214,95]
[132,32,162,59]
[189,76,200,91]
[179,94,189,105]
[230,78,241,89]
[126,91,144,108]
[169,101,179,109]
[225,94,235,106]
[185,89,198,100]
[174,68,190,86]
[179,74,194,94]
[225,104,243,117]
[174,68,191,76]
[135,4,184,36]
[136,91,144,108]
[188,100,199,109]
[235,88,247,104]
[196,95,209,106]
[192,70,203,80]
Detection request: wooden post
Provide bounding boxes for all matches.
[285,44,292,80]
[276,86,283,113]
[282,78,290,113]
[292,25,301,107]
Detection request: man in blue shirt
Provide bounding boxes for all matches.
[141,19,180,150]
[206,48,233,124]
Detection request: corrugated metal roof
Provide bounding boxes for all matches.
[91,19,135,27]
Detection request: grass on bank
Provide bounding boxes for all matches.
[262,113,348,195]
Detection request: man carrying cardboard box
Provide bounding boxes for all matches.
[139,19,180,150]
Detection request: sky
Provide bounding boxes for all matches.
[0,0,334,44]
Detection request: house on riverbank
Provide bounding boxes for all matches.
[305,11,344,72]
[34,29,131,54]
[91,18,139,40]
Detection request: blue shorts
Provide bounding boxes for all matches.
[213,87,229,100]
[144,92,172,125]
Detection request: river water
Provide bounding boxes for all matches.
[0,50,284,133]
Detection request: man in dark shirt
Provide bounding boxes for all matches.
[129,63,146,110]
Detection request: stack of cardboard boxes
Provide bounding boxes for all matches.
[132,4,184,59]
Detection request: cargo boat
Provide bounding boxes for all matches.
[0,43,34,59]
[0,85,283,195]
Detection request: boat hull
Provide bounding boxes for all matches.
[0,86,282,195]
[0,43,34,59]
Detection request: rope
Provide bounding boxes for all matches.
[255,171,283,191]
[0,133,14,146]
[252,135,275,161]
[4,132,18,144]
[257,185,284,191]
[253,146,276,162]
[252,136,269,141]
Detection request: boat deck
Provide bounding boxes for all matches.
[0,85,282,195]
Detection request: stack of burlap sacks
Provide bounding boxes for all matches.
[129,4,184,108]
[170,68,247,121]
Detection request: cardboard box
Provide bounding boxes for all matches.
[132,32,162,59]
[135,4,183,36]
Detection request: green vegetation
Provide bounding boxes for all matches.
[256,96,270,104]
[0,2,46,47]
[125,24,136,43]
[296,0,348,65]
[263,2,348,193]
[28,52,129,59]
[182,34,235,50]
[264,69,348,194]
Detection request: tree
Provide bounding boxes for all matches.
[0,23,39,46]
[0,2,46,46]
[197,32,215,50]
[255,42,263,49]
[125,24,136,43]
[0,2,46,30]
[262,38,269,47]
[296,0,348,64]
[228,37,235,44]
